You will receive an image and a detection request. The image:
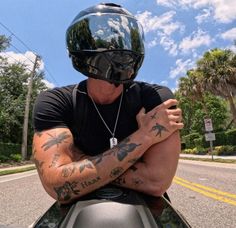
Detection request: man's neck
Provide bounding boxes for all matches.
[87,78,123,104]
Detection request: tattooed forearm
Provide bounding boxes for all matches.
[61,163,77,178]
[113,176,126,186]
[132,178,144,186]
[54,181,80,201]
[49,153,60,168]
[79,159,94,173]
[41,131,70,151]
[150,123,168,137]
[115,139,141,161]
[110,167,124,178]
[80,176,101,189]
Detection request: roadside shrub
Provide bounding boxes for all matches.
[182,133,201,149]
[214,132,227,146]
[226,129,236,146]
[213,145,236,156]
[0,155,9,162]
[10,154,22,162]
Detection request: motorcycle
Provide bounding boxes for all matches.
[31,185,191,228]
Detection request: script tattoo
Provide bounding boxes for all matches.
[150,123,168,137]
[110,167,124,178]
[54,181,80,201]
[41,132,70,151]
[49,153,60,168]
[61,163,77,178]
[80,176,101,189]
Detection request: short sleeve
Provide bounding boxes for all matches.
[139,82,175,112]
[33,86,74,132]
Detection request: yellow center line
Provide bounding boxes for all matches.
[174,176,236,200]
[173,177,236,207]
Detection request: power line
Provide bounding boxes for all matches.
[0,21,59,86]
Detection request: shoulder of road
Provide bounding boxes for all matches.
[0,154,235,176]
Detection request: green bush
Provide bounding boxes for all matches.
[10,154,22,162]
[213,145,236,156]
[214,132,227,146]
[0,142,32,161]
[0,154,9,162]
[226,129,236,146]
[182,133,201,149]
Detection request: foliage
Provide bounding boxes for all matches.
[0,38,47,145]
[10,154,22,162]
[226,129,236,145]
[213,145,236,156]
[0,35,10,52]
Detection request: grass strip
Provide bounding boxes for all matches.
[180,157,236,164]
[0,165,36,176]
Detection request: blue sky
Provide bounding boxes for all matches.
[0,0,236,91]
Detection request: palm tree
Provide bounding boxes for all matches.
[197,48,236,125]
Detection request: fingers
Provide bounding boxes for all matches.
[162,99,178,109]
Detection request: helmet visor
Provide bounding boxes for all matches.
[67,13,145,55]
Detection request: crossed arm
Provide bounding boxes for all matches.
[33,99,183,204]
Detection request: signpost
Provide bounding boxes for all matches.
[204,118,215,160]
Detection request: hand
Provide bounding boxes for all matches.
[136,99,184,145]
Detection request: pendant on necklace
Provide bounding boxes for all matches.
[110,137,118,148]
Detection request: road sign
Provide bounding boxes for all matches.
[204,118,213,132]
[205,132,216,141]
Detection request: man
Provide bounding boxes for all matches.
[33,3,183,204]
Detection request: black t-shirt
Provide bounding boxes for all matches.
[33,80,174,155]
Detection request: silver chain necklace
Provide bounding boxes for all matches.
[90,91,124,149]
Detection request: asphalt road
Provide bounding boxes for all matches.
[168,160,236,228]
[0,160,235,228]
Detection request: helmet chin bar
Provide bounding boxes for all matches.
[71,50,143,84]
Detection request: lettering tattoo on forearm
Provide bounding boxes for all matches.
[54,181,80,201]
[49,153,60,168]
[150,123,168,137]
[80,176,101,189]
[41,131,70,151]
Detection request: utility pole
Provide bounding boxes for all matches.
[21,55,39,160]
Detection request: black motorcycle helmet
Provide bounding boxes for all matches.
[66,3,145,84]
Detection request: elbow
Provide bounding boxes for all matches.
[146,181,169,197]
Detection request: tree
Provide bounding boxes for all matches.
[0,35,10,52]
[197,48,236,125]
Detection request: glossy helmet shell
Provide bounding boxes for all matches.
[66,3,145,83]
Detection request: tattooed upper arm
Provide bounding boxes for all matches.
[33,128,80,177]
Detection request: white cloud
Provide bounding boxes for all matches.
[195,8,211,24]
[179,29,212,53]
[221,27,236,40]
[169,58,194,78]
[160,80,168,86]
[156,0,236,23]
[0,51,44,73]
[136,10,184,35]
[159,33,178,56]
[42,79,55,89]
[147,38,158,48]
